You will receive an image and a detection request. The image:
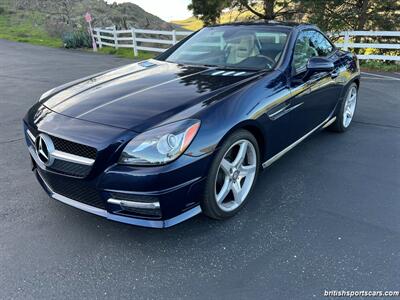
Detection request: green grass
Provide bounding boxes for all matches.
[360,61,400,73]
[0,12,62,47]
[97,47,155,60]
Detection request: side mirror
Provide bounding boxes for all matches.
[306,57,334,77]
[302,56,335,81]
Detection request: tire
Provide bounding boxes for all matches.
[201,129,260,220]
[327,82,358,132]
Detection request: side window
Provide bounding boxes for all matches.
[292,30,334,73]
[307,31,334,57]
[292,32,318,72]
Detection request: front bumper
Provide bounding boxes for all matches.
[25,122,212,228]
[34,168,202,228]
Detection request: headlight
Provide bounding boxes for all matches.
[39,88,55,102]
[119,119,201,166]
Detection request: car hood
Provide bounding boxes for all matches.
[42,60,256,132]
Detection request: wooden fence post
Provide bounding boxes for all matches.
[131,28,138,57]
[343,31,350,51]
[172,30,177,45]
[95,28,102,49]
[113,25,118,49]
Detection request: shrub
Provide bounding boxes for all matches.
[62,30,92,49]
[45,19,70,38]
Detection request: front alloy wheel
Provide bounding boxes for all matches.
[215,140,257,212]
[201,130,260,220]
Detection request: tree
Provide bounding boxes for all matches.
[188,0,230,25]
[188,0,400,31]
[301,0,400,32]
[188,0,302,25]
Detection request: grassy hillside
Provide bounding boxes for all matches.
[171,16,203,31]
[0,0,174,46]
[0,12,62,47]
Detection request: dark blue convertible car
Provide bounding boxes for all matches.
[24,22,360,228]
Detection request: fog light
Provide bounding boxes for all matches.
[107,197,161,217]
[108,198,160,209]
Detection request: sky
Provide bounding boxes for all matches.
[107,0,193,21]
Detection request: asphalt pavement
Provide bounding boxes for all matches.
[0,39,399,299]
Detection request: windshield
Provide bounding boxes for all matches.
[163,26,288,71]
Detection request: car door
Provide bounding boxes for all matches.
[289,30,342,140]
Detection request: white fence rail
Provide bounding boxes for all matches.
[93,27,400,61]
[330,31,400,61]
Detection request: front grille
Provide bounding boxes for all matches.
[49,160,92,178]
[26,129,97,177]
[38,169,105,209]
[51,136,97,159]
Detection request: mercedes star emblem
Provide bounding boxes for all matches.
[35,134,55,166]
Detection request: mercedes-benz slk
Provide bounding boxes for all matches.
[23,22,360,228]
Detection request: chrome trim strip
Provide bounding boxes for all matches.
[107,198,160,210]
[107,205,202,228]
[163,206,202,228]
[283,102,304,114]
[26,129,35,143]
[262,116,331,168]
[322,116,337,128]
[269,102,304,119]
[35,170,201,228]
[268,105,287,118]
[29,144,94,168]
[28,145,47,170]
[52,150,94,166]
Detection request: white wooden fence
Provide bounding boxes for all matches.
[93,27,400,61]
[93,26,191,56]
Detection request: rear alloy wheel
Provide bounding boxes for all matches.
[201,130,260,220]
[328,82,358,132]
